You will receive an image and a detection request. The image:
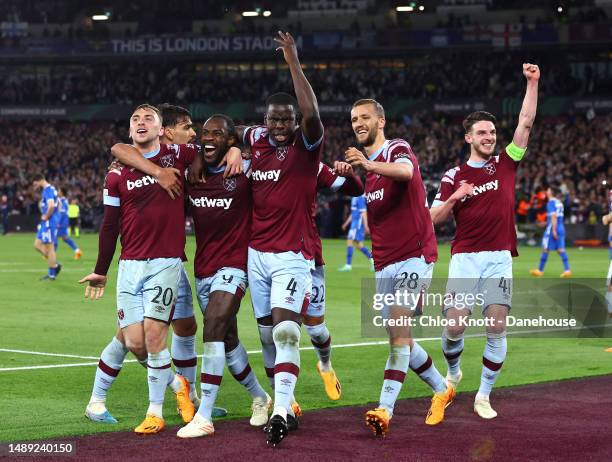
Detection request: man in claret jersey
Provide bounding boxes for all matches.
[177,114,271,438]
[234,31,324,446]
[430,64,540,419]
[83,104,231,425]
[79,104,200,434]
[345,99,455,437]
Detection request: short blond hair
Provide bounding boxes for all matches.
[352,99,385,118]
[133,104,163,124]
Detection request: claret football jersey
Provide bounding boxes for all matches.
[244,126,322,259]
[433,144,524,256]
[365,138,437,271]
[103,143,197,260]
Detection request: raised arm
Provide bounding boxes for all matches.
[511,63,540,150]
[274,31,323,144]
[111,143,182,198]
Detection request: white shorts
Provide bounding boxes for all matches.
[195,267,248,314]
[248,247,312,320]
[173,265,194,320]
[607,260,612,286]
[116,258,182,328]
[445,250,513,313]
[375,256,434,314]
[307,265,326,317]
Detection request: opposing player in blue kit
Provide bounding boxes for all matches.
[338,194,374,272]
[55,187,81,259]
[31,174,62,280]
[530,184,571,278]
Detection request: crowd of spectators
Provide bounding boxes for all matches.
[0,113,608,234]
[1,51,611,105]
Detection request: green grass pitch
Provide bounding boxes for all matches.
[0,233,610,442]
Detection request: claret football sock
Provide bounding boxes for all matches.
[199,341,225,420]
[379,344,410,417]
[172,333,198,394]
[91,337,128,402]
[305,323,332,370]
[409,341,446,393]
[226,343,267,399]
[147,349,173,418]
[441,329,464,377]
[478,332,507,397]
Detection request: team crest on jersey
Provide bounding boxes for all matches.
[223,177,237,192]
[484,162,496,175]
[160,154,175,168]
[276,146,288,161]
[254,150,261,159]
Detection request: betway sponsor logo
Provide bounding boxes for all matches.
[366,188,384,203]
[127,175,158,190]
[472,179,498,196]
[252,169,280,182]
[189,196,233,210]
[462,179,499,202]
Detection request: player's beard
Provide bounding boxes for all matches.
[361,126,378,147]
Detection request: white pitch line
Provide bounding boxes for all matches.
[2,325,607,373]
[0,269,83,273]
[0,348,100,360]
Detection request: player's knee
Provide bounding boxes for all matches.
[205,310,231,336]
[444,325,465,341]
[125,337,146,357]
[303,314,324,326]
[272,320,301,348]
[172,316,197,337]
[223,331,239,352]
[487,320,506,335]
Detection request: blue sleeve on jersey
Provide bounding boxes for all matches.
[546,201,556,215]
[301,130,323,152]
[43,187,54,202]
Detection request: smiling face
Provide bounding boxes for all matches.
[265,104,297,146]
[129,107,164,147]
[201,117,235,166]
[465,120,497,159]
[350,103,385,147]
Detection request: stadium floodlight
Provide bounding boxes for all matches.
[418,5,424,11]
[242,11,259,16]
[396,6,415,12]
[557,6,563,13]
[263,10,272,17]
[92,14,109,21]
